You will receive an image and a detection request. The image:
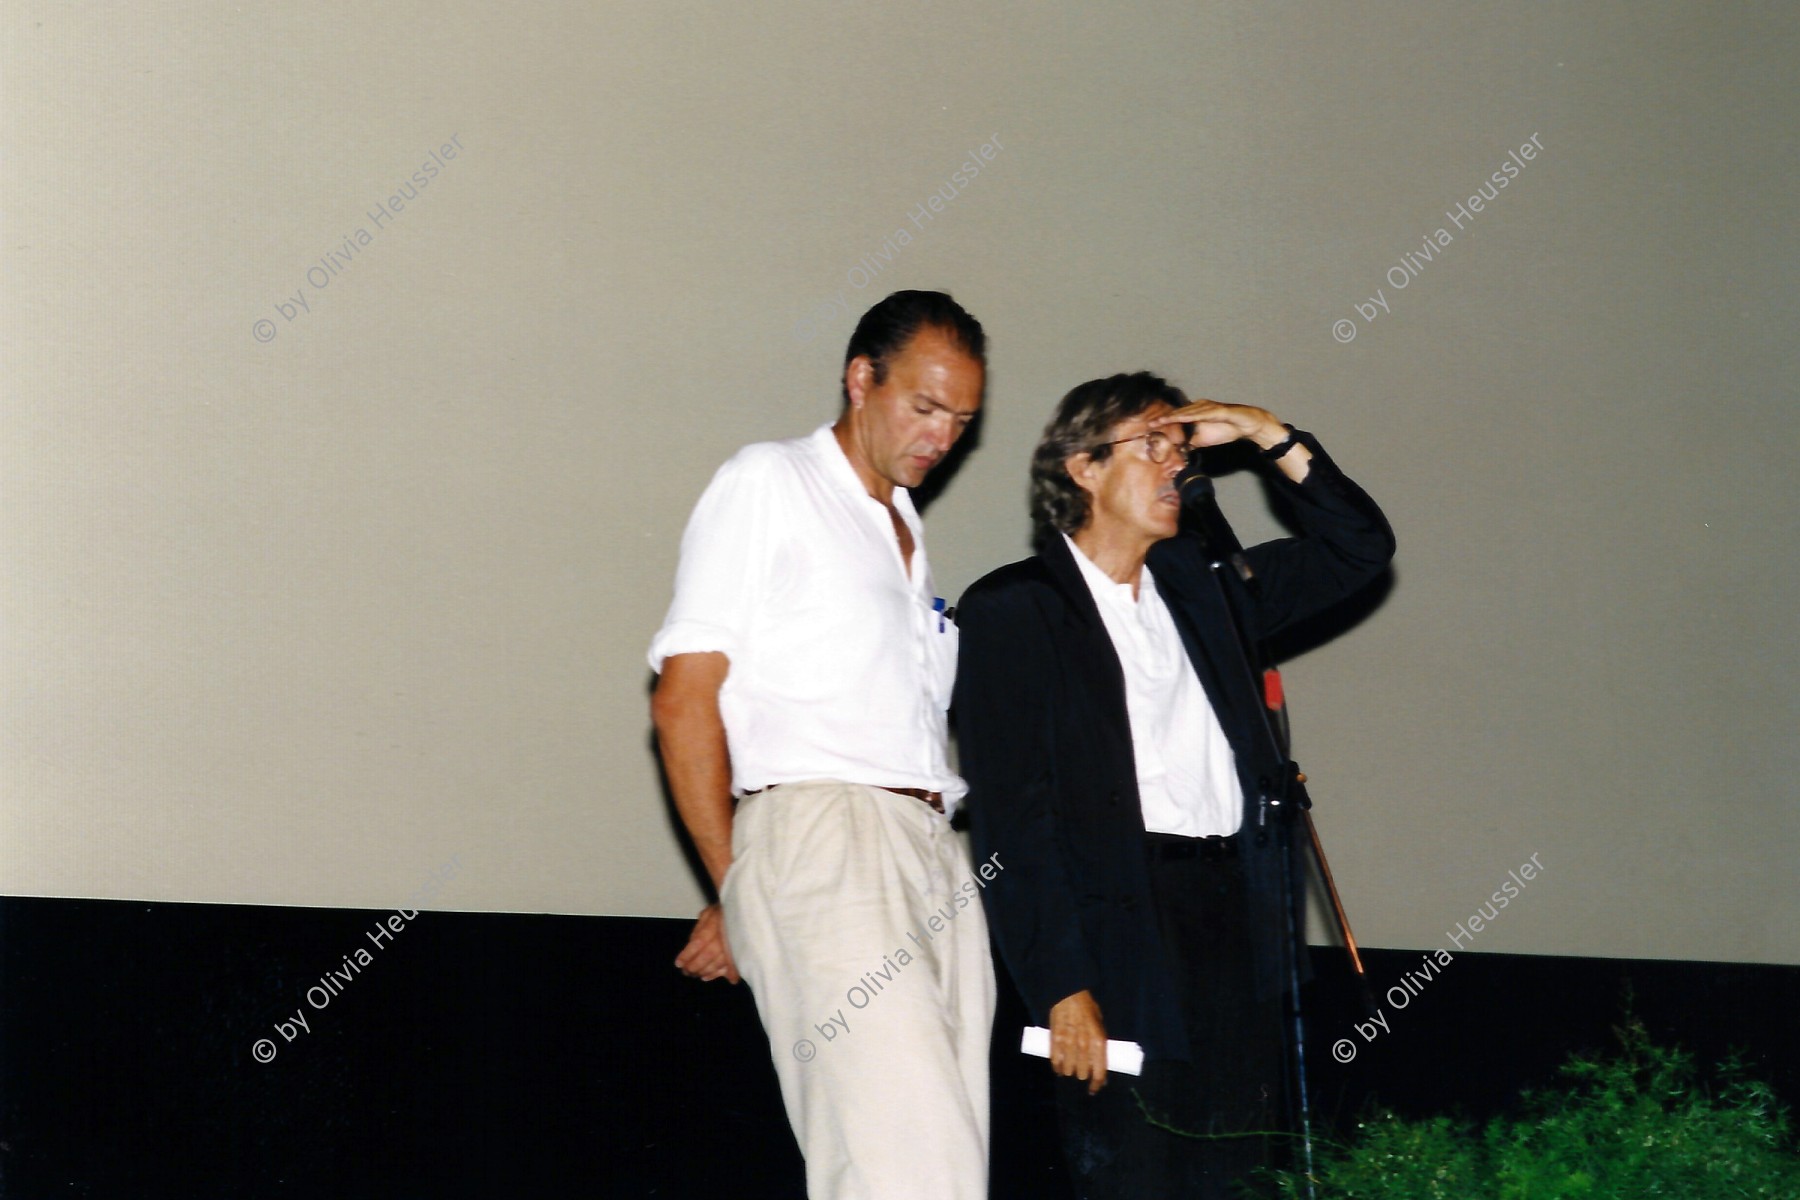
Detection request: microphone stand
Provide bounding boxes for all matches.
[1178,466,1376,1198]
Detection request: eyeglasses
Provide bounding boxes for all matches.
[1095,429,1190,464]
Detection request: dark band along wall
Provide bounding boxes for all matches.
[4,895,1796,1197]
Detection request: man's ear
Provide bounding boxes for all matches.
[1064,450,1100,498]
[844,355,875,410]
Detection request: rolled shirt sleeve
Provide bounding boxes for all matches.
[648,445,780,672]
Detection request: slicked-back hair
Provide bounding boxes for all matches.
[841,290,987,406]
[1030,371,1188,544]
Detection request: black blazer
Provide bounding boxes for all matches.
[953,432,1395,1060]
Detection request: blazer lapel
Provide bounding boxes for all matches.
[1038,534,1135,758]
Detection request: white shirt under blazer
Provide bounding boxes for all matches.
[1064,534,1245,839]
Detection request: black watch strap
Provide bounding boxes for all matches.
[1261,424,1303,460]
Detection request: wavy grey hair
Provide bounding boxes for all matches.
[1029,371,1188,544]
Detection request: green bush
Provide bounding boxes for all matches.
[1263,1021,1800,1199]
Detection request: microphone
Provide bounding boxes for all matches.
[1177,463,1253,583]
[1182,458,1289,754]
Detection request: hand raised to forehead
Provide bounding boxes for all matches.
[1149,399,1282,448]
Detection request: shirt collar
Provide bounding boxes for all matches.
[1062,532,1151,608]
[809,422,920,524]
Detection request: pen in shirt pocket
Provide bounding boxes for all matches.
[933,596,952,632]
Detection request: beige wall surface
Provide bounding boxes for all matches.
[4,3,1796,964]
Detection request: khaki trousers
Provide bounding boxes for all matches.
[722,780,995,1200]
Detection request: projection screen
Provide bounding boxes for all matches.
[5,1,1796,966]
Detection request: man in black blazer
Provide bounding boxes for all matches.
[954,372,1394,1198]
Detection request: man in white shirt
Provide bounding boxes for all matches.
[649,291,994,1200]
[954,372,1395,1198]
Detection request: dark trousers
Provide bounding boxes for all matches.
[1054,839,1286,1199]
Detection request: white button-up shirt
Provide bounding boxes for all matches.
[650,424,965,810]
[1064,535,1244,838]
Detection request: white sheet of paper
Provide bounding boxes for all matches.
[1020,1025,1145,1076]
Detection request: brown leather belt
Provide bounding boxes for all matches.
[742,783,945,815]
[879,786,946,814]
